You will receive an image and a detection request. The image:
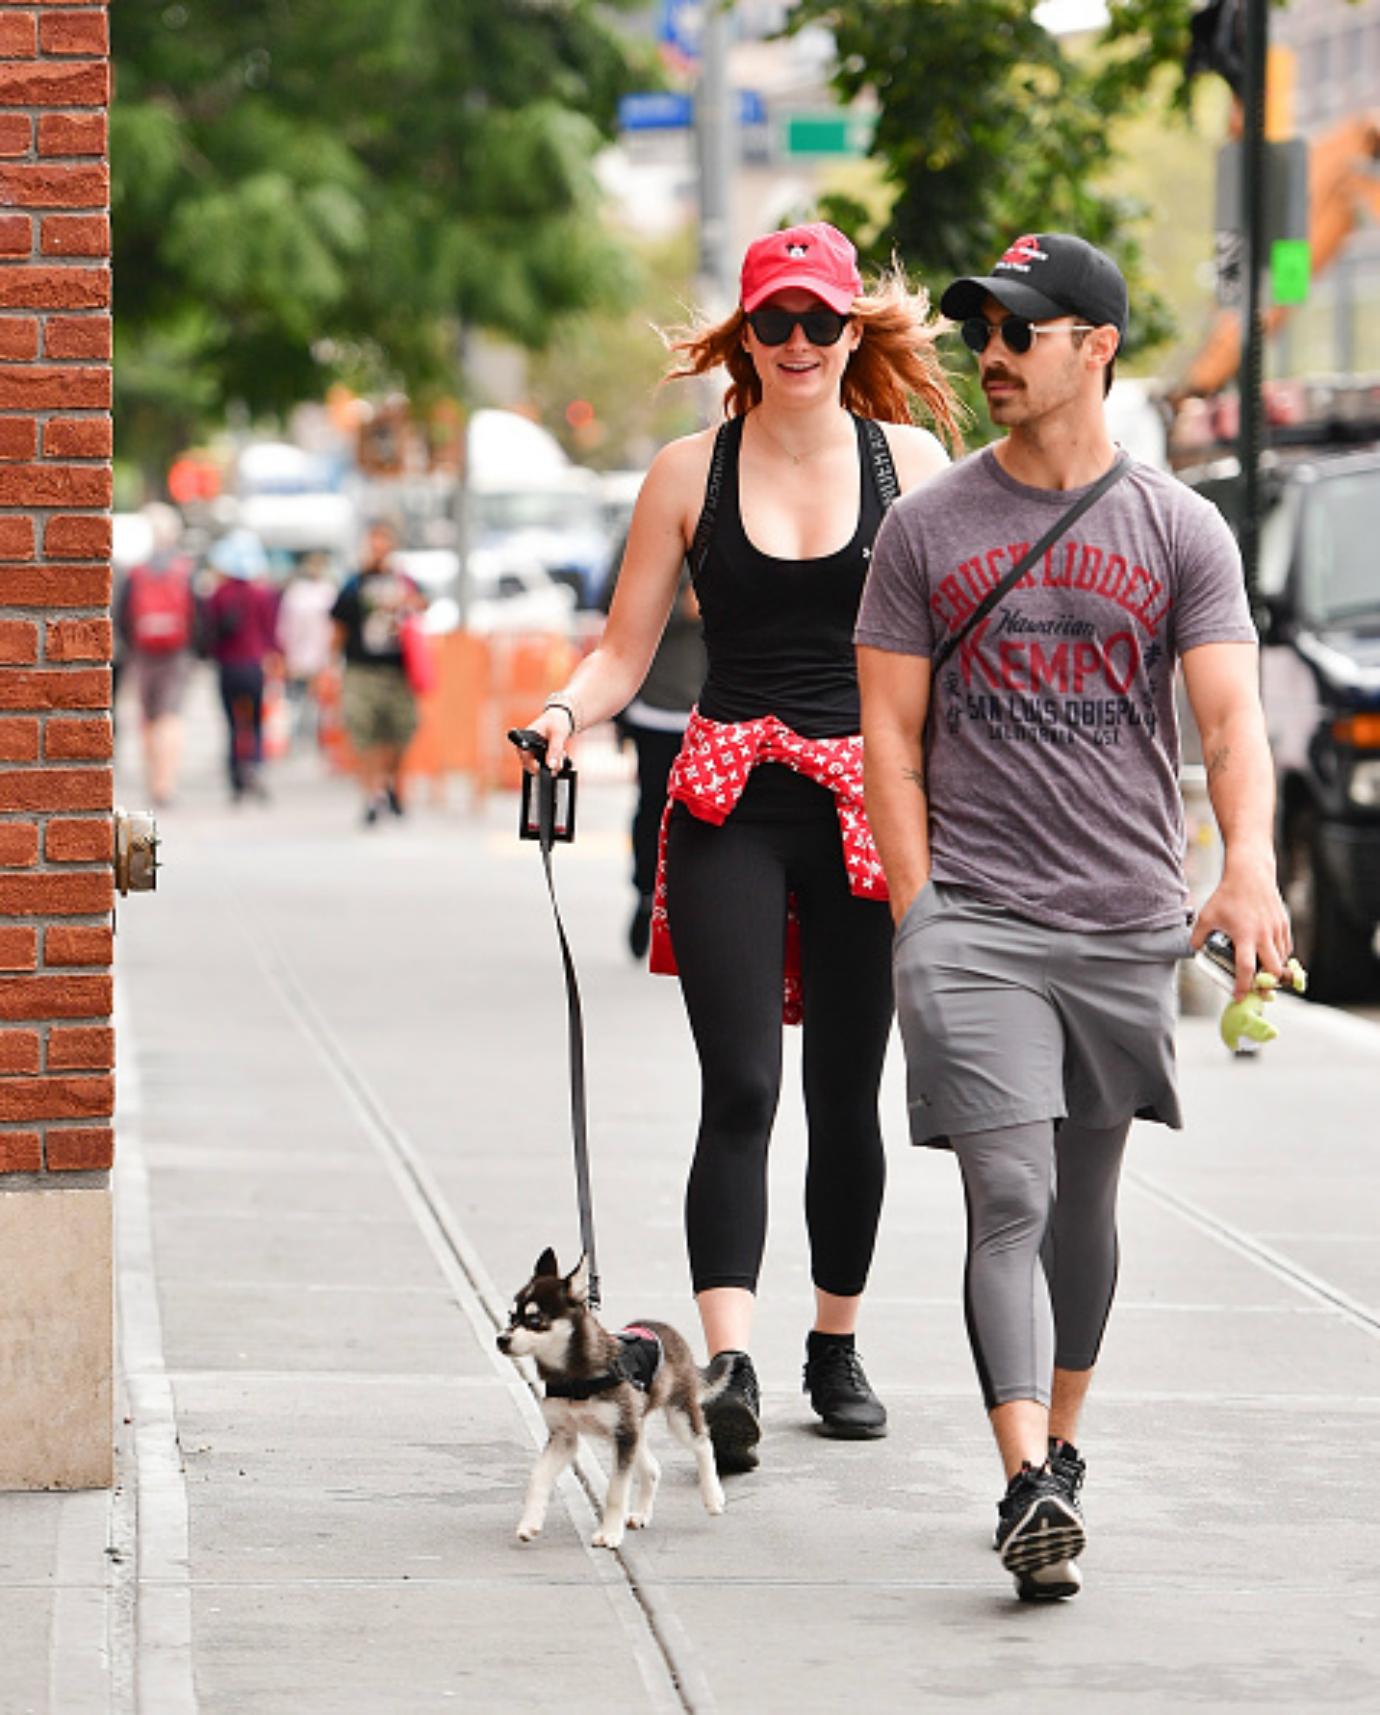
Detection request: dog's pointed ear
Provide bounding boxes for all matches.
[534,1247,559,1279]
[565,1254,590,1304]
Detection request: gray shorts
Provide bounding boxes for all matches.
[893,882,1192,1147]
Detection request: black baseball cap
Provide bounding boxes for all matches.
[940,233,1128,345]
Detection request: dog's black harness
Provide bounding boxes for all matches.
[544,1327,663,1401]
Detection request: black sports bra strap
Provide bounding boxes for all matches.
[690,420,734,580]
[860,418,899,512]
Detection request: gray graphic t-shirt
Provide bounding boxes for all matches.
[855,447,1256,932]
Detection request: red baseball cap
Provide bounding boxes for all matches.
[739,222,863,315]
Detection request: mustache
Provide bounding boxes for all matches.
[981,367,1021,387]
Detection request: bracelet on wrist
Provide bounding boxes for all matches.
[544,698,578,734]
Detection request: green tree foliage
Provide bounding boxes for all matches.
[111,0,651,472]
[785,0,1179,365]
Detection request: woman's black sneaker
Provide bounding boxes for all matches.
[802,1337,888,1439]
[995,1462,1087,1584]
[702,1350,761,1473]
[1048,1437,1086,1515]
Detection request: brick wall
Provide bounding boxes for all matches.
[0,1,113,1179]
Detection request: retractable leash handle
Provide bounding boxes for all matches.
[506,728,602,1310]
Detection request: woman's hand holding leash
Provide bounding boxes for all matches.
[517,700,578,775]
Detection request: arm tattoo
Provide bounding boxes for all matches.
[1206,744,1231,781]
[902,766,926,792]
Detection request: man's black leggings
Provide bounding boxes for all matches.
[664,774,894,1298]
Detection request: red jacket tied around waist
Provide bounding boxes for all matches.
[650,709,890,1024]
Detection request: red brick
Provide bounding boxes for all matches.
[42,514,110,556]
[0,365,108,408]
[44,619,111,664]
[0,821,38,864]
[44,314,108,358]
[0,463,110,505]
[39,11,107,56]
[0,668,108,709]
[43,416,109,457]
[0,62,108,108]
[38,113,106,158]
[0,926,36,970]
[0,114,31,155]
[0,973,110,1020]
[0,13,36,55]
[0,326,39,365]
[0,213,31,253]
[0,1131,41,1173]
[40,213,108,256]
[46,1026,112,1070]
[0,565,109,604]
[0,1031,40,1074]
[43,714,111,757]
[44,923,110,965]
[0,769,111,813]
[0,1075,112,1121]
[0,263,110,308]
[0,717,39,761]
[0,417,37,457]
[0,869,112,911]
[0,619,36,663]
[45,1125,113,1170]
[0,517,35,559]
[43,816,108,862]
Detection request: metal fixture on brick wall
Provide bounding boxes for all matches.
[112,807,159,896]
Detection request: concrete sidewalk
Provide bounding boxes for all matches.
[4,673,1379,1713]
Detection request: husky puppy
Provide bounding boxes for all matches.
[497,1248,726,1548]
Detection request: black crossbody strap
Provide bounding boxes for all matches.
[931,452,1132,678]
[860,417,900,511]
[689,419,733,580]
[535,767,601,1311]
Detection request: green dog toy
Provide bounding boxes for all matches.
[1219,959,1308,1053]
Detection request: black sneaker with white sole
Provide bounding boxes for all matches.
[995,1462,1087,1582]
[702,1350,761,1473]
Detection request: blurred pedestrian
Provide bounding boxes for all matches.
[330,521,425,826]
[602,544,707,958]
[857,232,1291,1601]
[276,550,338,746]
[204,528,279,803]
[115,503,196,808]
[520,223,962,1471]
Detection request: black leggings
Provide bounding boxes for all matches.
[664,780,894,1297]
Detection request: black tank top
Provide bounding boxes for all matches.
[693,413,891,740]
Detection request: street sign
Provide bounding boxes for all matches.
[1270,237,1310,305]
[618,88,765,133]
[783,113,873,157]
[618,91,693,131]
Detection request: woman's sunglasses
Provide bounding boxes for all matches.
[746,306,851,347]
[960,316,1095,356]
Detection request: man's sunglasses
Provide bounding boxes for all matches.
[746,306,851,347]
[960,316,1095,355]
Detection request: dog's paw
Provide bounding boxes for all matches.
[626,1512,650,1531]
[704,1490,726,1517]
[515,1519,543,1543]
[592,1526,624,1549]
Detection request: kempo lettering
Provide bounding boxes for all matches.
[931,536,1166,751]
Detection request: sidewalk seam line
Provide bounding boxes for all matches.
[244,905,714,1715]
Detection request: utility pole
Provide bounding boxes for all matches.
[695,2,735,315]
[1238,0,1268,610]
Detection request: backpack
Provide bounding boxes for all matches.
[127,557,193,653]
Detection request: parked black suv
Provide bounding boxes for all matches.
[1186,443,1380,1002]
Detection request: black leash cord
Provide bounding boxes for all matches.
[518,739,601,1311]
